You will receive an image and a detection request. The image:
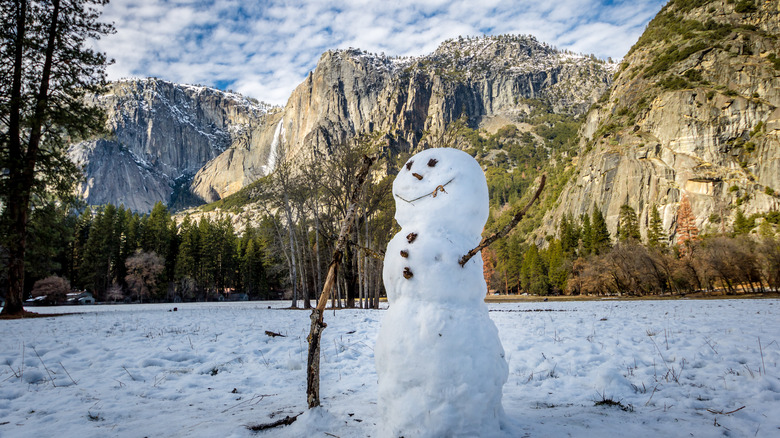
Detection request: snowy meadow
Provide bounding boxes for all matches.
[1,299,779,437]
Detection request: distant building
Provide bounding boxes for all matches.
[66,291,95,305]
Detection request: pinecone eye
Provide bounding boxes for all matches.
[427,158,438,167]
[405,160,414,170]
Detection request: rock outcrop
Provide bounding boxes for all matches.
[546,0,780,242]
[69,78,278,212]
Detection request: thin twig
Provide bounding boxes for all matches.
[58,361,78,385]
[707,406,745,415]
[32,347,56,387]
[395,178,454,203]
[122,366,138,381]
[347,240,385,261]
[221,393,275,413]
[644,384,659,406]
[648,335,679,384]
[459,174,546,267]
[758,337,765,377]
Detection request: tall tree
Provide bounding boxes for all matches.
[646,204,665,248]
[676,194,698,256]
[580,213,593,255]
[175,215,200,295]
[0,0,113,315]
[80,204,117,299]
[617,204,640,242]
[520,244,548,295]
[591,206,611,255]
[559,213,579,255]
[733,208,753,235]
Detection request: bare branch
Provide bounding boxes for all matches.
[459,174,546,267]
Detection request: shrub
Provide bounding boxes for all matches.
[683,69,703,82]
[659,75,691,90]
[734,0,757,13]
[768,54,780,70]
[31,276,70,305]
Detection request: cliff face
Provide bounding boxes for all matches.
[71,37,614,212]
[547,0,780,241]
[69,79,277,212]
[280,36,614,160]
[191,35,615,200]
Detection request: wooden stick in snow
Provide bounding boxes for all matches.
[459,174,546,267]
[307,154,374,409]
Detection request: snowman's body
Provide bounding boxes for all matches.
[375,148,508,437]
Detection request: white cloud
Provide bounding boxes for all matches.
[94,0,667,105]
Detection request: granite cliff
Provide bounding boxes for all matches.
[73,36,614,212]
[545,0,780,242]
[68,79,278,212]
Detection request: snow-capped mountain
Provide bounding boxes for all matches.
[69,78,279,212]
[71,35,615,212]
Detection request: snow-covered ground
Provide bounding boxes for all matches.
[1,299,778,437]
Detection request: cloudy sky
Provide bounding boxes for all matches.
[95,0,668,106]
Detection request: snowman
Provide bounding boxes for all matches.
[375,147,508,437]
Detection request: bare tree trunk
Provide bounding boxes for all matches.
[293,218,309,308]
[357,223,364,309]
[314,204,323,297]
[283,191,298,307]
[304,223,315,309]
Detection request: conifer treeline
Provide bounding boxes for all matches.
[16,201,276,302]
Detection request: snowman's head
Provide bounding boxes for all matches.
[393,148,488,236]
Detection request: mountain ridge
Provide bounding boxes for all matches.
[70,34,615,212]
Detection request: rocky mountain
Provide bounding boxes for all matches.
[544,0,780,242]
[201,34,614,198]
[70,35,615,212]
[68,79,279,212]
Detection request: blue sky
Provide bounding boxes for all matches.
[95,0,668,105]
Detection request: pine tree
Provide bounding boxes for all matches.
[80,205,117,299]
[545,239,567,294]
[70,206,93,288]
[591,206,611,255]
[520,245,549,295]
[198,217,217,296]
[559,213,580,255]
[240,236,268,299]
[580,213,593,255]
[618,204,640,242]
[175,215,200,296]
[141,202,173,259]
[0,0,114,315]
[647,204,665,247]
[733,208,753,235]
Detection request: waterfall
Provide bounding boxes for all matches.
[263,118,284,174]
